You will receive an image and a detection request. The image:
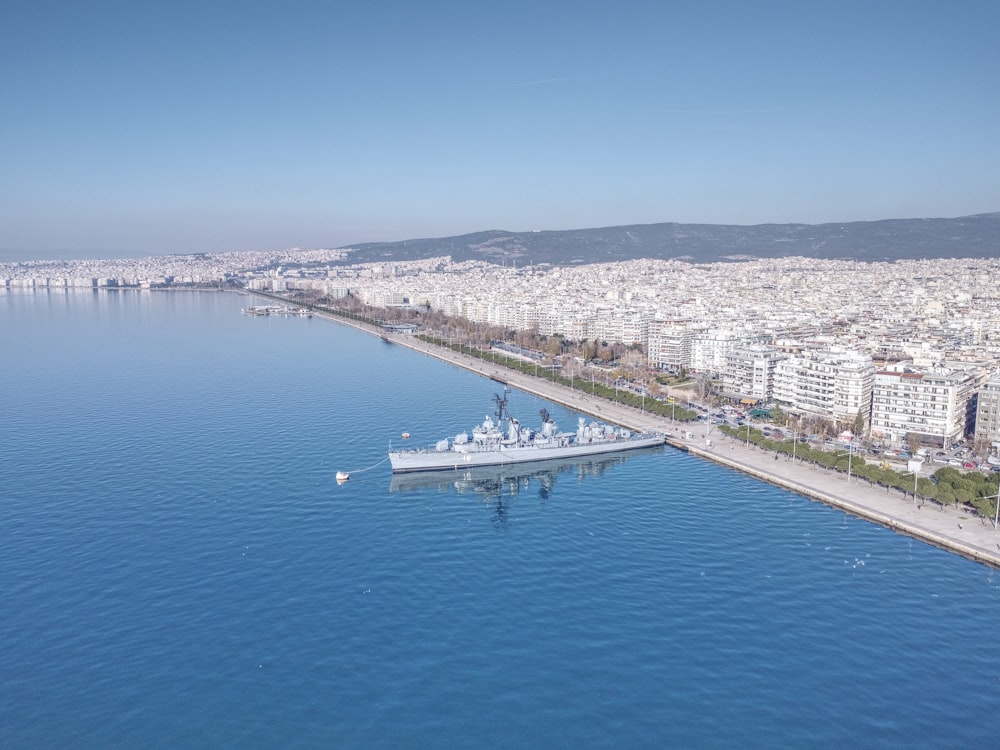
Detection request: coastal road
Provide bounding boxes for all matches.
[315,314,1000,569]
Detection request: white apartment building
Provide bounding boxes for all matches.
[974,371,1000,448]
[870,363,978,448]
[647,319,692,372]
[690,329,741,376]
[591,309,650,347]
[773,347,874,424]
[722,345,786,402]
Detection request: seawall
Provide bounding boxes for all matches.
[274,298,1000,570]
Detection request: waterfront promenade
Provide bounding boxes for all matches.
[316,311,1000,569]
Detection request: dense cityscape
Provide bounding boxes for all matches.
[5,248,1000,460]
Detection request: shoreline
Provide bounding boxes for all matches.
[306,305,1000,569]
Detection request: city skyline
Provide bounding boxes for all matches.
[3,1,998,261]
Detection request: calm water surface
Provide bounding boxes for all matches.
[3,289,1000,748]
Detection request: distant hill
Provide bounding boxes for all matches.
[339,213,1000,266]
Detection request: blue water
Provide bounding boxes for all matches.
[3,289,1000,748]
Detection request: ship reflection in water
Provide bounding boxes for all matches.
[389,447,662,527]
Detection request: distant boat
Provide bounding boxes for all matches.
[388,387,664,474]
[335,471,350,482]
[401,432,411,439]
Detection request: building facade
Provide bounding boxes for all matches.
[722,345,785,402]
[974,371,1000,450]
[647,319,693,373]
[870,363,978,448]
[772,347,874,425]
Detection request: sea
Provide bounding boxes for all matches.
[3,288,1000,749]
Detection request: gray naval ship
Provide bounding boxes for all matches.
[388,388,665,474]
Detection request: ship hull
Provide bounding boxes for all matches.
[388,433,665,473]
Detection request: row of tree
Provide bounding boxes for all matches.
[415,333,701,423]
[279,290,1000,522]
[718,425,1000,520]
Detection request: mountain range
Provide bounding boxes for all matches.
[339,213,1000,266]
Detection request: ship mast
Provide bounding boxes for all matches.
[492,387,512,427]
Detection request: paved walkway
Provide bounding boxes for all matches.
[325,319,1000,569]
[682,432,1000,568]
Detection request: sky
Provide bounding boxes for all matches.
[2,1,998,260]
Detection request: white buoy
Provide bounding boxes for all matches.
[336,471,350,482]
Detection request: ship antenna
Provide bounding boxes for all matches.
[493,387,511,425]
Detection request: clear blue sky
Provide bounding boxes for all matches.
[2,1,998,260]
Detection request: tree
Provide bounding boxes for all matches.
[951,479,978,505]
[852,411,866,438]
[694,373,714,401]
[916,477,937,500]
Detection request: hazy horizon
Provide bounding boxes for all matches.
[3,1,998,260]
[2,210,998,265]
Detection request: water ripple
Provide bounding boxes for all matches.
[3,290,1000,748]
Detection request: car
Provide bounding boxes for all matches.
[964,461,978,470]
[948,459,962,467]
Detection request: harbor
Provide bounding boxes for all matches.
[308,306,1000,569]
[241,304,312,317]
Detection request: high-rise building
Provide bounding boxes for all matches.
[647,319,692,373]
[722,345,785,402]
[870,363,978,448]
[772,347,874,425]
[974,371,1000,450]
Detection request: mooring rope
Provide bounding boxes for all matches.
[342,455,391,475]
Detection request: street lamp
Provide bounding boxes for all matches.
[987,487,1000,530]
[836,445,855,482]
